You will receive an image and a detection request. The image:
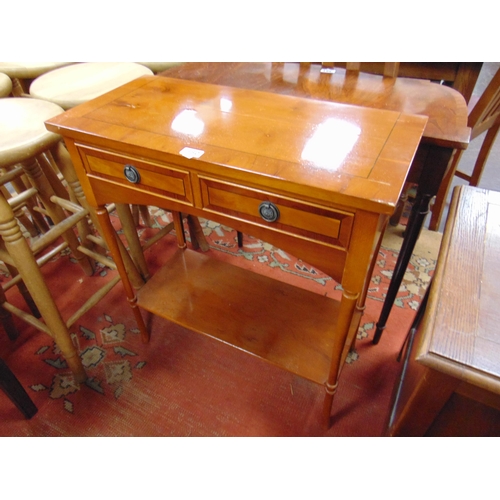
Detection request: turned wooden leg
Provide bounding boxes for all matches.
[0,195,87,383]
[95,206,149,343]
[20,157,94,277]
[171,211,187,248]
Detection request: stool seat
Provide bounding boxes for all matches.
[0,98,64,168]
[0,73,12,97]
[137,62,184,73]
[0,62,73,79]
[30,62,153,109]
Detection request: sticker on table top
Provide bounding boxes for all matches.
[179,147,204,159]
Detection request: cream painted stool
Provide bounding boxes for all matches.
[30,62,153,109]
[0,73,12,97]
[0,97,146,384]
[0,62,73,96]
[136,62,184,74]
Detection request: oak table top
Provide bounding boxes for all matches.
[419,185,500,394]
[45,75,427,427]
[387,185,500,436]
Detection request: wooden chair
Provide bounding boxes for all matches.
[0,357,37,418]
[429,67,500,231]
[320,62,400,78]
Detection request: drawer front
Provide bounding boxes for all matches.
[77,145,193,205]
[200,177,354,249]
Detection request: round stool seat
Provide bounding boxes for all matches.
[0,73,12,97]
[30,62,154,110]
[0,98,64,168]
[0,62,73,79]
[136,62,184,73]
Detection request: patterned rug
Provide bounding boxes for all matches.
[0,208,437,436]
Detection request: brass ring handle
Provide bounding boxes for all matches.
[259,201,280,223]
[124,164,141,184]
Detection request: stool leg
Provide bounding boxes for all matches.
[0,358,38,419]
[21,157,94,277]
[0,285,20,341]
[0,195,87,383]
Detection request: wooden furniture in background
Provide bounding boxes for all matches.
[321,62,400,77]
[429,67,500,230]
[327,62,482,103]
[158,62,471,345]
[387,185,500,436]
[45,76,427,426]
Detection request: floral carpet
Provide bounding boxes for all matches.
[0,208,436,436]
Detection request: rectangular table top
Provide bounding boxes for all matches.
[418,185,500,395]
[45,76,427,215]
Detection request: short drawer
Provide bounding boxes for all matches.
[199,177,354,249]
[77,145,193,205]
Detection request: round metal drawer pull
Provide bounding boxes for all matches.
[259,201,280,223]
[124,164,141,184]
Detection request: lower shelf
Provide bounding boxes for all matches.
[137,248,343,385]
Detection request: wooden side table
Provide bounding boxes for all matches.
[45,75,427,426]
[387,185,500,436]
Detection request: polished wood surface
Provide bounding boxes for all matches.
[45,76,427,425]
[157,62,472,345]
[387,185,500,436]
[160,62,470,149]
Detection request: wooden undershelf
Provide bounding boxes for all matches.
[137,249,342,385]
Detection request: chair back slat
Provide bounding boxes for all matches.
[468,68,500,139]
[321,62,400,78]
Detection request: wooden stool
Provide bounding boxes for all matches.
[0,73,12,97]
[29,62,153,109]
[0,97,146,384]
[0,62,73,96]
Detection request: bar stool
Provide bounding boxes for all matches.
[29,62,153,109]
[0,62,73,96]
[0,97,146,383]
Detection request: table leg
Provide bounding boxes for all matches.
[373,145,453,344]
[324,210,381,426]
[95,206,149,343]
